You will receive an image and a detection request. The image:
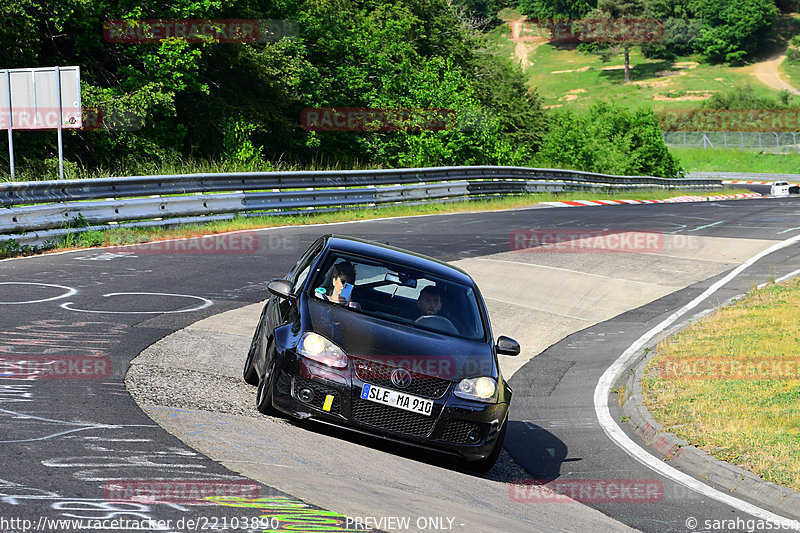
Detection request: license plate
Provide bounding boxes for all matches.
[360,383,433,416]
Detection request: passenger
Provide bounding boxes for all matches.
[317,261,356,305]
[416,285,442,317]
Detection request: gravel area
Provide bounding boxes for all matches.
[126,365,262,418]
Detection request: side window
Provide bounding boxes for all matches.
[293,262,313,292]
[291,240,323,292]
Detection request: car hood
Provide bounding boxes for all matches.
[307,298,495,381]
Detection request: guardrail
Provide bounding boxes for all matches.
[0,166,723,247]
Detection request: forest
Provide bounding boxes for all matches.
[0,0,792,179]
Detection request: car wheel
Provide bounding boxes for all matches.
[243,321,263,385]
[256,344,278,415]
[465,418,507,473]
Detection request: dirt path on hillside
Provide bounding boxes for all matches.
[750,51,800,94]
[508,18,545,70]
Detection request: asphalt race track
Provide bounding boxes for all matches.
[1,193,799,533]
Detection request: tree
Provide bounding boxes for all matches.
[590,0,646,83]
[0,0,549,175]
[694,0,777,64]
[640,0,702,59]
[519,0,596,19]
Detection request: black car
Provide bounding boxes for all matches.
[243,235,520,471]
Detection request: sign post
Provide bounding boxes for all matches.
[4,70,13,177]
[55,66,64,180]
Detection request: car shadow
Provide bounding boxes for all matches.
[284,417,581,483]
[288,416,534,481]
[503,420,579,481]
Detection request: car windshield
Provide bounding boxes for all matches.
[308,252,486,340]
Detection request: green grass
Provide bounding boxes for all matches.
[779,43,800,92]
[778,16,800,89]
[673,147,800,174]
[1,187,749,258]
[641,276,800,491]
[524,44,783,111]
[780,58,800,90]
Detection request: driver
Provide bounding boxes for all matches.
[316,261,358,307]
[416,285,442,316]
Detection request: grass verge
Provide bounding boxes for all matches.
[1,187,751,259]
[672,147,800,174]
[641,276,800,491]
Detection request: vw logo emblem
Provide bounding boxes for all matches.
[390,368,413,389]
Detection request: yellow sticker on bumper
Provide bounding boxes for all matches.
[322,394,334,412]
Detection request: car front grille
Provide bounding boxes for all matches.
[293,377,341,415]
[351,398,440,437]
[439,420,485,444]
[352,359,451,399]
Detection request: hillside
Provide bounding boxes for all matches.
[484,7,800,173]
[489,9,800,111]
[4,0,800,179]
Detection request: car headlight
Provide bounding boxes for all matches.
[296,332,347,369]
[454,377,497,402]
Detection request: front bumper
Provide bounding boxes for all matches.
[270,354,508,461]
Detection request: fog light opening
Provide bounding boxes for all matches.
[467,429,482,444]
[298,387,315,403]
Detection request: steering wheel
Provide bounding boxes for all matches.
[414,315,458,335]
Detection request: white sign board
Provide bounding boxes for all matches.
[1,66,81,129]
[2,66,81,178]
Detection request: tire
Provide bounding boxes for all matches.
[464,419,507,473]
[242,322,263,386]
[256,345,278,415]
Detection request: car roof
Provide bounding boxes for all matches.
[322,235,475,285]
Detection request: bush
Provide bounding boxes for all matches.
[0,238,35,258]
[695,0,777,64]
[703,85,792,109]
[536,102,683,178]
[519,0,595,18]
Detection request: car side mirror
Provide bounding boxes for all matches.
[496,336,520,356]
[268,279,295,301]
